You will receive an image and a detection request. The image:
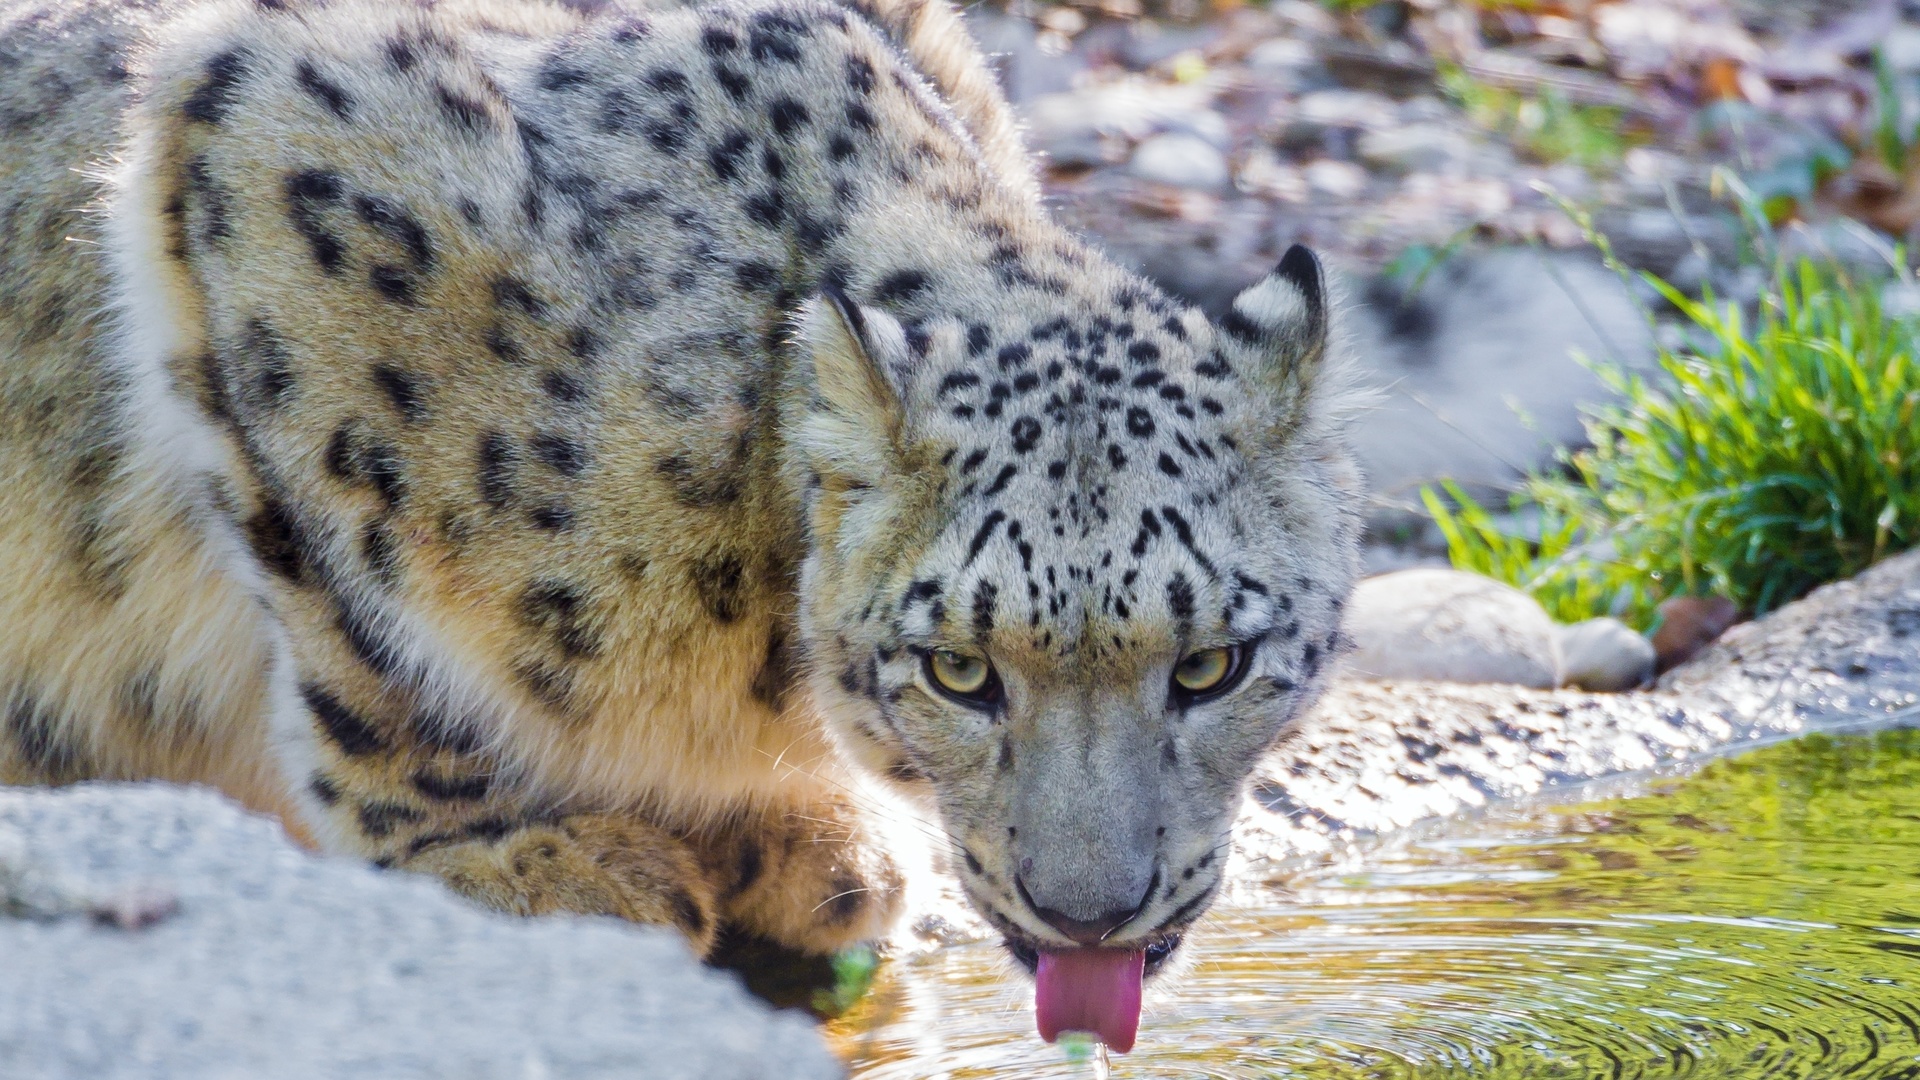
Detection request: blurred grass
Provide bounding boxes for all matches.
[1441,64,1636,172]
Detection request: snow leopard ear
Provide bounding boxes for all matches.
[794,287,911,486]
[1219,244,1331,436]
[1223,244,1327,363]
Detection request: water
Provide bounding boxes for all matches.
[829,727,1920,1078]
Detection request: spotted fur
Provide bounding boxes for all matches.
[0,0,1360,962]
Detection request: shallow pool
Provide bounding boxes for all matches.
[829,727,1920,1078]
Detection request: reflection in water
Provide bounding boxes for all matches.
[831,728,1920,1078]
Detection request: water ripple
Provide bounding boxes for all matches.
[834,728,1920,1078]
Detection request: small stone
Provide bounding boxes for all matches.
[1237,148,1309,202]
[1557,618,1655,692]
[1303,158,1369,197]
[1293,88,1399,132]
[1269,0,1338,35]
[1130,132,1230,191]
[1243,38,1330,92]
[1358,123,1470,175]
[1341,568,1562,688]
[1246,38,1315,73]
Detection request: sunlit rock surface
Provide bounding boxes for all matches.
[1238,548,1920,864]
[0,785,841,1080]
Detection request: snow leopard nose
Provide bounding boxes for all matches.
[1016,869,1157,946]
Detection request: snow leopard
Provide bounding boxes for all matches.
[0,0,1359,1036]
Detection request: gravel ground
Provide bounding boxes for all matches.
[964,0,1920,538]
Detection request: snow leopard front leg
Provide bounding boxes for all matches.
[690,792,906,953]
[294,672,722,950]
[298,671,901,955]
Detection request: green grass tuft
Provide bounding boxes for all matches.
[1426,255,1920,629]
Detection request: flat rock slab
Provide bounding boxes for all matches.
[0,784,842,1080]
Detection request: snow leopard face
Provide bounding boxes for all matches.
[794,246,1362,969]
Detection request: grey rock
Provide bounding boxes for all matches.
[0,785,842,1080]
[1779,219,1904,271]
[1593,205,1742,275]
[1557,617,1656,692]
[1129,132,1231,190]
[1318,38,1438,98]
[1303,158,1369,197]
[1342,568,1562,689]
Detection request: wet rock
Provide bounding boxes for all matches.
[1557,617,1656,691]
[1342,568,1562,688]
[1651,595,1742,672]
[0,786,840,1080]
[1130,131,1231,190]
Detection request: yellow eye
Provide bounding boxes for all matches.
[1173,647,1238,695]
[928,649,994,699]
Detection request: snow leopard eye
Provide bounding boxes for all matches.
[1172,645,1247,702]
[925,649,1000,707]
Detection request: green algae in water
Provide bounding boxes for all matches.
[831,728,1920,1077]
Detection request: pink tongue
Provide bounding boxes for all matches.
[1034,949,1146,1054]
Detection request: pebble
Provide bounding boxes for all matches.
[1247,37,1316,73]
[1358,123,1471,175]
[1237,147,1310,201]
[1293,88,1399,132]
[1131,132,1231,190]
[1557,617,1656,692]
[1304,158,1369,197]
